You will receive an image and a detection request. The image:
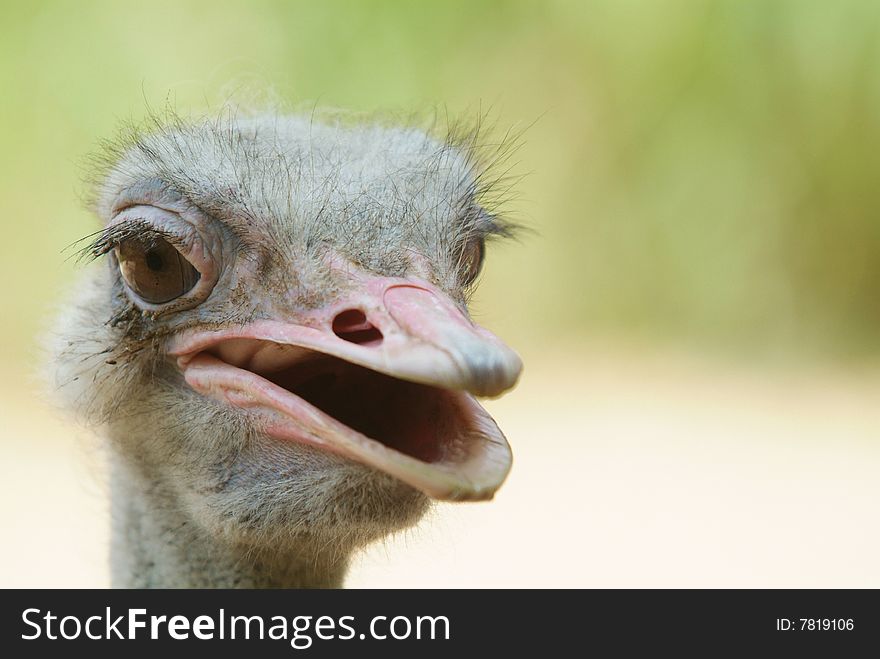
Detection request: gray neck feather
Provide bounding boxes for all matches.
[109,453,348,588]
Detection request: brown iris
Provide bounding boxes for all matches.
[115,236,200,304]
[460,236,485,286]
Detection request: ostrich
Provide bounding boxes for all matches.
[51,110,522,588]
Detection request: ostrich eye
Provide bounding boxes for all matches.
[460,236,485,286]
[115,236,200,304]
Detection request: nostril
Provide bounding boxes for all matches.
[332,309,384,346]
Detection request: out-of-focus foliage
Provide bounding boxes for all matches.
[1,0,878,374]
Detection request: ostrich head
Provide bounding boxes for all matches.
[53,111,522,585]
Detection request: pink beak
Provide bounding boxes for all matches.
[168,274,523,501]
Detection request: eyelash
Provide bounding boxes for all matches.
[76,220,187,263]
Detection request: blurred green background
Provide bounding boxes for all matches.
[3,0,880,589]
[2,0,879,378]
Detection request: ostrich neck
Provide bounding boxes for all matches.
[109,453,349,588]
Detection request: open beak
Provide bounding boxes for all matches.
[168,275,522,501]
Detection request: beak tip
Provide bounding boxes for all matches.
[468,348,523,398]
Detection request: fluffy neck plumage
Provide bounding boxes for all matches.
[108,452,349,588]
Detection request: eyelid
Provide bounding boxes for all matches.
[80,206,196,262]
[111,206,198,252]
[105,221,190,256]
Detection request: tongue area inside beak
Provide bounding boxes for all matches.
[183,351,514,501]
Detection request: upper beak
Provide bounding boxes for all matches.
[172,276,523,399]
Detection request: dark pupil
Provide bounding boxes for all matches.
[145,250,164,271]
